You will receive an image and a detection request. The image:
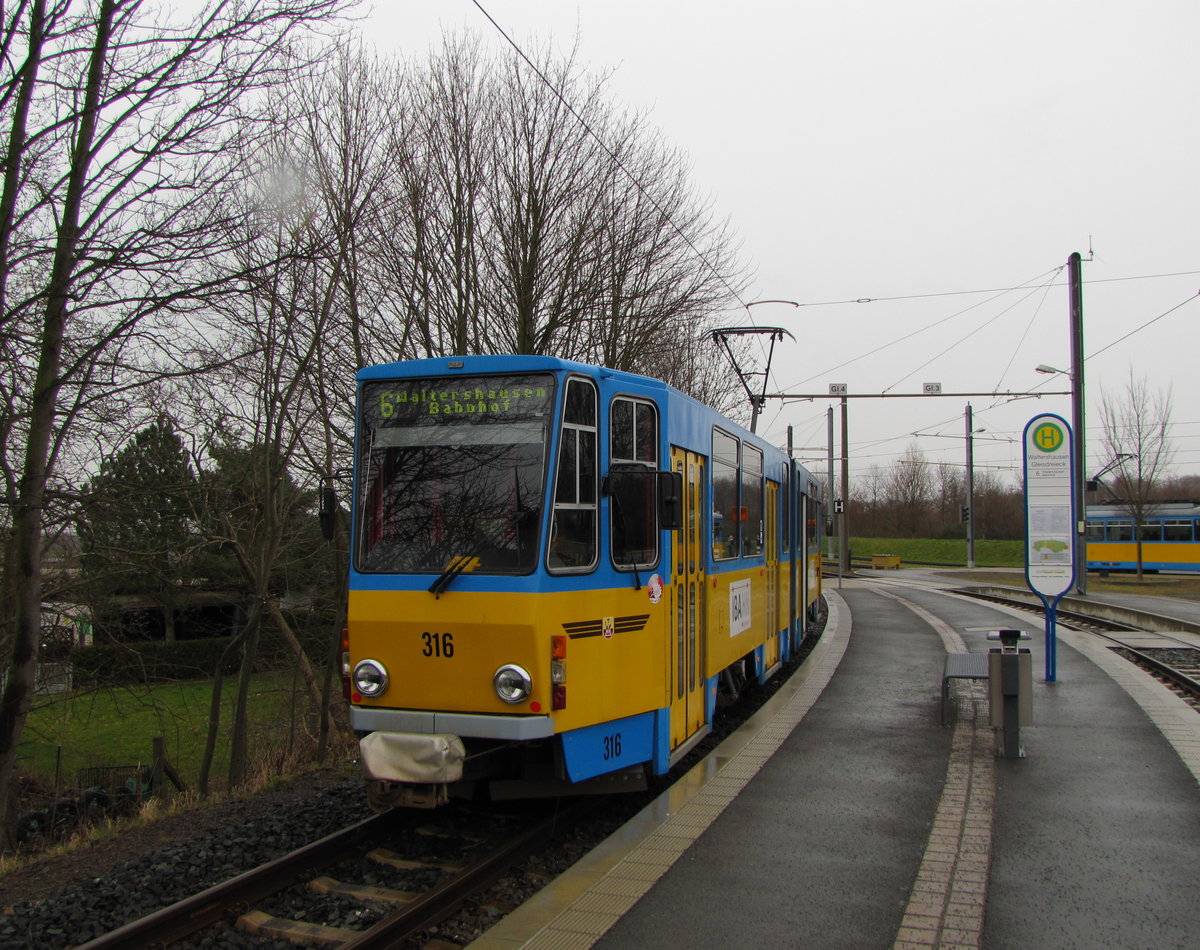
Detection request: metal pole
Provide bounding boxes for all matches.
[1069,251,1086,594]
[839,396,849,578]
[826,407,835,563]
[966,403,976,569]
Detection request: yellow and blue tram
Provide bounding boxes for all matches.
[344,355,824,807]
[1086,502,1200,572]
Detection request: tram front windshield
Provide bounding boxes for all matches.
[356,374,555,574]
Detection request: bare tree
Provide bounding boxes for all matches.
[885,445,935,537]
[934,462,964,531]
[192,200,352,791]
[0,0,349,844]
[373,34,747,399]
[1098,370,1176,578]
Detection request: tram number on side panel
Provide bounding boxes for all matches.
[729,579,752,637]
[421,632,455,658]
[602,733,622,760]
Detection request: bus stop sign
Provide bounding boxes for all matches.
[1023,412,1076,681]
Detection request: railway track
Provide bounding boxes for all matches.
[951,586,1200,709]
[76,800,594,950]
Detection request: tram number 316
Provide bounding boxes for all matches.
[602,733,622,760]
[421,632,454,658]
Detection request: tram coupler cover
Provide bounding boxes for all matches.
[987,629,1032,758]
[359,732,466,784]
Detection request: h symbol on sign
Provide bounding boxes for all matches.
[1036,425,1061,450]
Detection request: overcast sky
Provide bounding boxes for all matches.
[360,1,1200,487]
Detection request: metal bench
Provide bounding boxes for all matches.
[941,653,989,725]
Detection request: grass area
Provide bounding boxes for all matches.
[848,537,1023,568]
[18,670,322,793]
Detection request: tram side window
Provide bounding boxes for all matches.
[808,480,822,554]
[712,429,739,560]
[610,397,660,569]
[1085,521,1105,543]
[742,445,763,557]
[549,378,598,571]
[1139,521,1163,543]
[1110,521,1133,542]
[1164,520,1193,542]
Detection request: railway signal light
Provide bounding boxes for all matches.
[961,505,970,523]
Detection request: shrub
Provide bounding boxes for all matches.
[71,638,241,687]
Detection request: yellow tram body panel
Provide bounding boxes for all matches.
[349,585,669,734]
[1087,541,1197,568]
[702,565,767,676]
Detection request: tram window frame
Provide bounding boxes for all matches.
[741,445,764,557]
[1138,521,1164,543]
[1164,520,1193,542]
[548,377,599,573]
[1109,520,1133,542]
[712,429,740,561]
[609,396,661,570]
[806,481,819,553]
[781,466,791,554]
[1085,521,1105,543]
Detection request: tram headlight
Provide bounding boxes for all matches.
[353,659,389,697]
[493,664,533,704]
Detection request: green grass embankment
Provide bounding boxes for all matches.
[845,537,1023,568]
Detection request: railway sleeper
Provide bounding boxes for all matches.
[237,909,357,947]
[368,847,467,873]
[308,875,418,904]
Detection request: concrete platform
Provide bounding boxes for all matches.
[468,581,1200,950]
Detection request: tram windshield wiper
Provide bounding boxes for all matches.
[426,507,538,597]
[428,554,480,598]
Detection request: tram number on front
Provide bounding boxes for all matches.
[602,732,622,760]
[421,632,454,658]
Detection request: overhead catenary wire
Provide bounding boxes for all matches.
[1084,292,1200,361]
[779,269,1200,309]
[467,3,1195,479]
[779,267,1062,391]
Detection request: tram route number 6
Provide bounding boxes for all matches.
[421,632,454,658]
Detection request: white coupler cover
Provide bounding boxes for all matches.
[359,732,466,783]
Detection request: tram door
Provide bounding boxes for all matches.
[765,481,780,669]
[669,447,707,747]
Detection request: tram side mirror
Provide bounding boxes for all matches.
[656,471,683,530]
[319,485,337,540]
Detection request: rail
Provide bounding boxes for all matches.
[959,584,1200,636]
[74,809,406,949]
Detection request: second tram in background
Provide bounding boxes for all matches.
[342,355,824,808]
[1086,502,1200,572]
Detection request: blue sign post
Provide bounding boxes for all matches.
[1023,413,1076,682]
